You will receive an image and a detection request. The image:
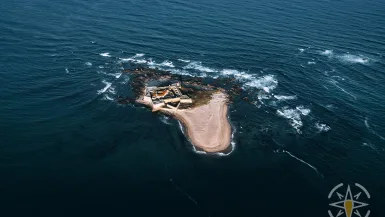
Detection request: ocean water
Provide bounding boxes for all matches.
[1,0,385,216]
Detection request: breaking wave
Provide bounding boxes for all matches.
[244,75,278,92]
[97,80,112,94]
[85,62,92,66]
[100,52,111,57]
[315,122,331,132]
[320,49,333,56]
[365,117,385,140]
[183,61,217,73]
[273,95,297,101]
[337,54,370,64]
[277,106,311,133]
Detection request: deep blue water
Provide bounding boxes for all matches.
[1,0,385,216]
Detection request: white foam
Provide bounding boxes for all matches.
[100,52,111,57]
[277,106,310,133]
[65,68,69,73]
[85,62,92,66]
[281,150,323,177]
[320,50,333,56]
[183,61,217,73]
[315,122,331,132]
[220,69,253,80]
[178,59,191,63]
[108,86,116,94]
[134,53,145,58]
[154,60,175,68]
[97,80,112,94]
[102,95,114,101]
[98,65,104,69]
[296,105,311,116]
[337,54,370,64]
[307,61,316,65]
[273,95,297,101]
[244,75,278,91]
[299,48,305,53]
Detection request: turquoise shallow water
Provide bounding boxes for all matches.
[1,0,385,216]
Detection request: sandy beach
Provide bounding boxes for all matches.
[172,92,231,152]
[136,91,232,152]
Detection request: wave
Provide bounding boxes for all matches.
[315,122,331,133]
[307,61,316,65]
[183,61,217,73]
[277,106,310,133]
[102,94,114,101]
[65,68,69,73]
[220,69,253,80]
[320,49,333,56]
[97,80,112,94]
[85,62,92,66]
[319,49,372,65]
[148,59,175,68]
[273,95,297,101]
[337,54,370,64]
[298,48,305,53]
[100,52,111,57]
[244,75,278,92]
[178,59,191,63]
[160,116,172,125]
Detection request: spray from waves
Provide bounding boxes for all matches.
[273,95,297,101]
[183,61,217,73]
[276,149,324,177]
[97,80,112,94]
[276,106,311,133]
[100,52,111,57]
[315,122,331,133]
[364,117,385,141]
[329,79,357,100]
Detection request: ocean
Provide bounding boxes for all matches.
[1,0,384,216]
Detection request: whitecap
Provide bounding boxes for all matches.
[273,95,297,101]
[220,69,253,80]
[183,61,217,73]
[178,59,191,63]
[97,80,112,94]
[100,52,111,57]
[244,75,278,91]
[298,48,305,53]
[102,95,114,101]
[320,50,333,56]
[85,62,92,66]
[307,61,316,65]
[277,106,310,133]
[337,54,370,64]
[315,122,331,132]
[65,68,69,73]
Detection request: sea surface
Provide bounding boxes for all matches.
[1,0,385,216]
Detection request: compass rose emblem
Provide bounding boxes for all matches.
[328,183,370,217]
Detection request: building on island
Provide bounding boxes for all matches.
[143,82,192,112]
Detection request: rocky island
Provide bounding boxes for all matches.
[122,66,243,153]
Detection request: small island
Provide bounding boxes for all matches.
[122,66,243,153]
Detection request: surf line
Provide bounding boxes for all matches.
[276,149,324,178]
[169,179,211,217]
